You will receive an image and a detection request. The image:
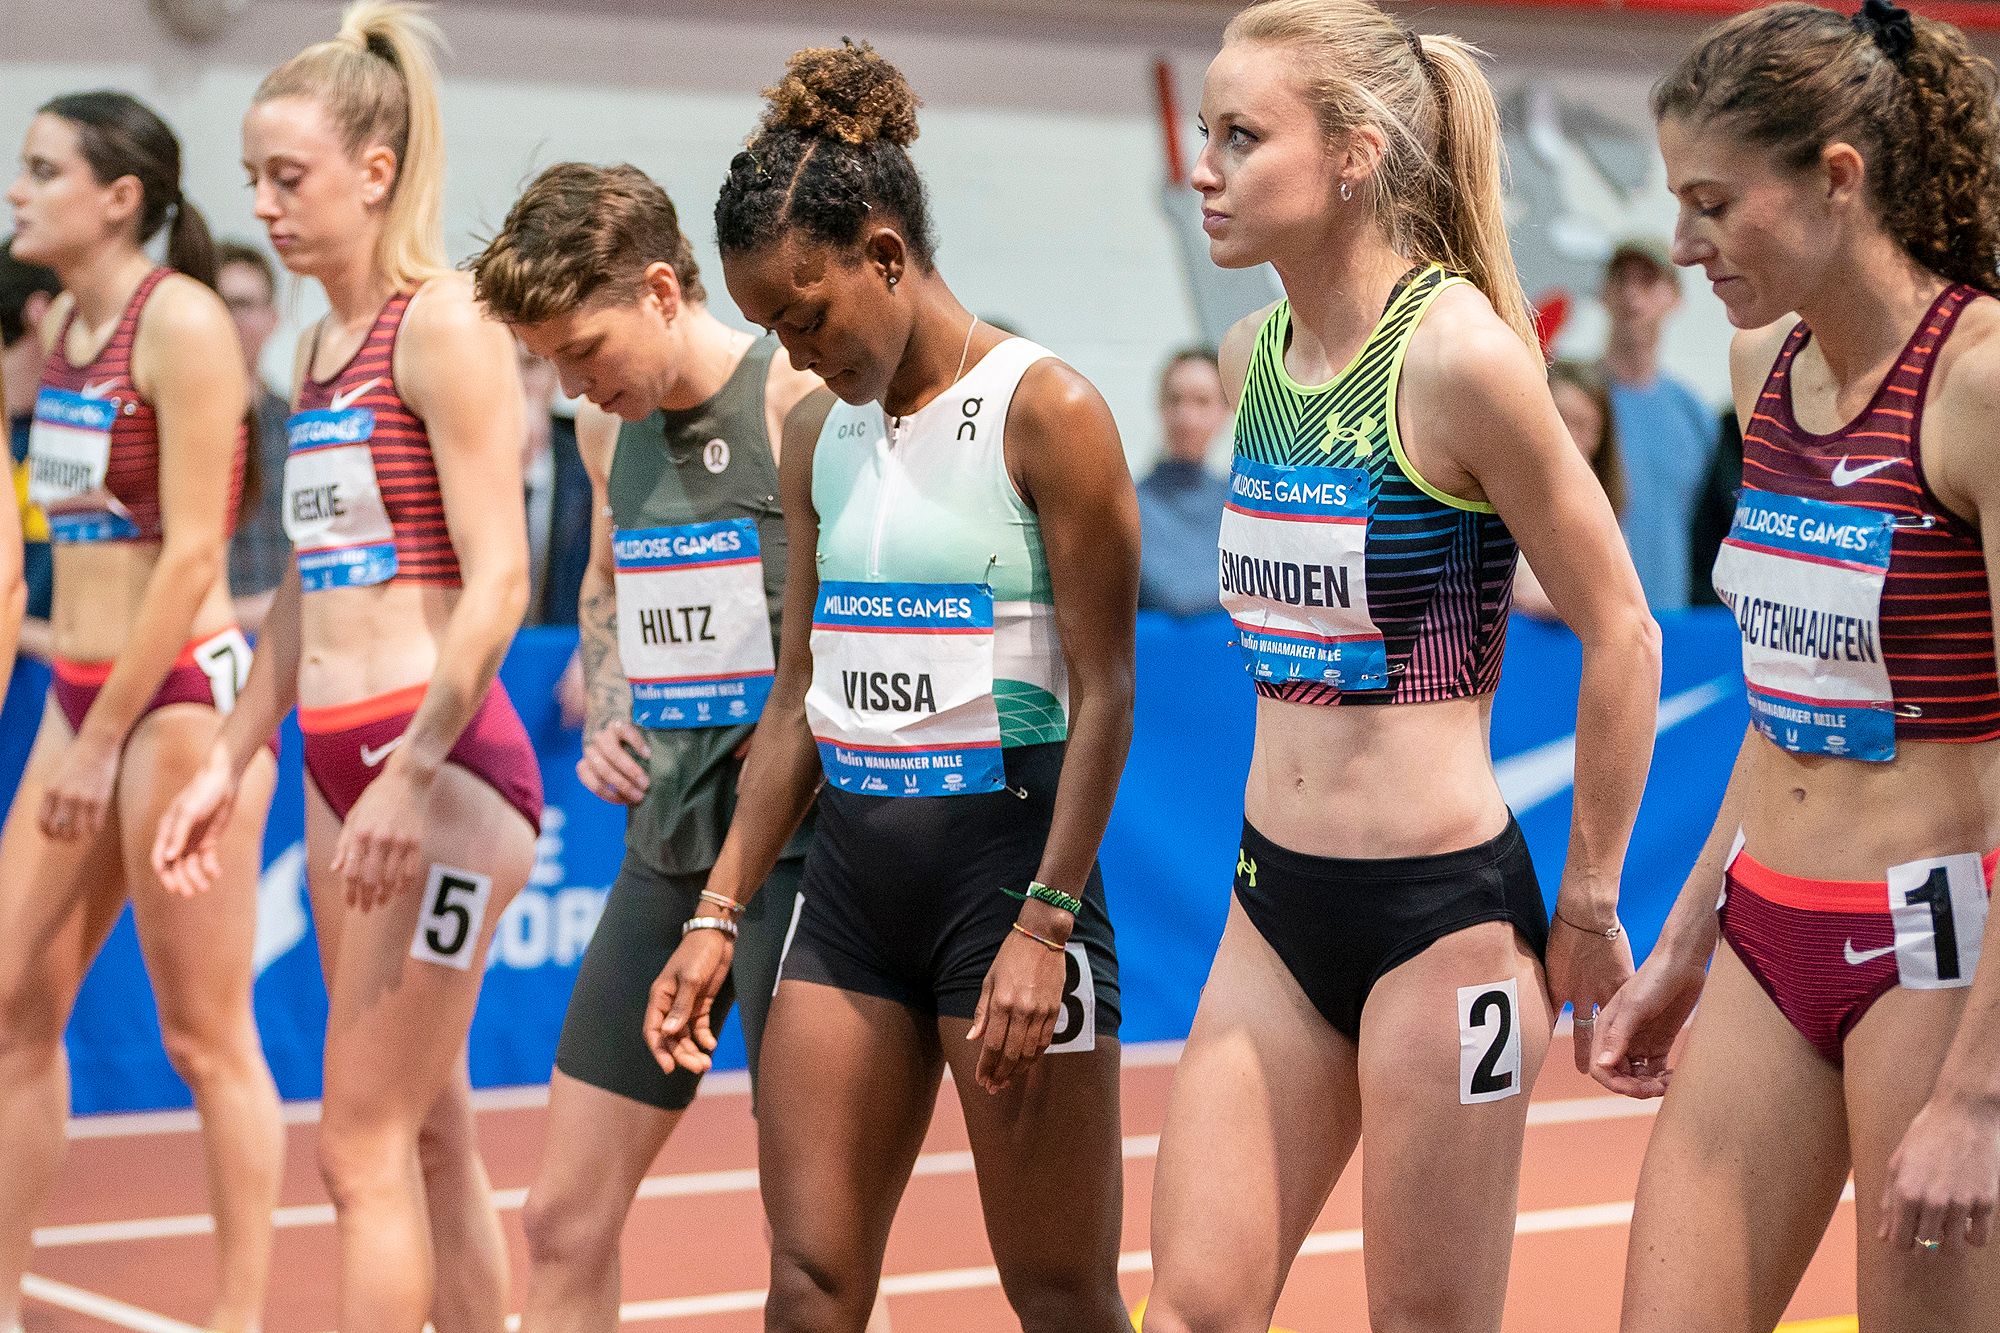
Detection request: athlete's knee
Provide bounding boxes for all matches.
[154,1008,258,1091]
[1005,1270,1126,1333]
[0,978,66,1068]
[520,1183,618,1276]
[316,1109,417,1211]
[766,1241,872,1331]
[1366,1278,1490,1333]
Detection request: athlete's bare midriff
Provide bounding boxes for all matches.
[1245,692,1509,860]
[1737,732,2000,880]
[296,579,459,709]
[48,541,237,663]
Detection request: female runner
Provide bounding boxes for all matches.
[645,40,1139,1333]
[1142,3,1659,1329]
[0,92,280,1333]
[1599,4,2000,1328]
[153,5,537,1327]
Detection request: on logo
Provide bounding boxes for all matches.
[703,438,730,473]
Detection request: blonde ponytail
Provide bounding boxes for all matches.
[1412,35,1534,346]
[256,0,448,289]
[1225,0,1536,350]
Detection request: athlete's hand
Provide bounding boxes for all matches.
[1590,947,1706,1098]
[646,927,733,1075]
[1879,1088,2000,1253]
[333,761,433,911]
[967,927,1068,1094]
[1546,907,1636,1075]
[577,719,651,805]
[152,744,239,896]
[39,729,120,844]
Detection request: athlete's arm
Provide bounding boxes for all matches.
[153,562,303,896]
[335,275,529,906]
[761,349,824,467]
[1407,288,1661,1072]
[0,379,21,694]
[965,359,1140,1092]
[1875,322,2000,1252]
[41,276,248,843]
[573,403,648,804]
[647,388,835,1073]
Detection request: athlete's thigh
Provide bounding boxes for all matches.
[320,766,533,1117]
[119,707,276,1020]
[1148,903,1363,1322]
[1354,920,1551,1324]
[0,699,128,1018]
[1621,941,1850,1333]
[940,1018,1124,1290]
[303,780,345,978]
[1843,985,2000,1331]
[527,1071,681,1235]
[755,980,943,1276]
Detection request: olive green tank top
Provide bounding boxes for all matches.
[608,337,808,874]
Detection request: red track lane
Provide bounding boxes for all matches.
[31,1053,1861,1331]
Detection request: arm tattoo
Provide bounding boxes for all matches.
[579,582,632,737]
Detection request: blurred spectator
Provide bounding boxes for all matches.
[1137,347,1230,616]
[1515,360,1626,620]
[216,240,291,633]
[2,238,59,660]
[1599,239,1717,611]
[519,348,590,627]
[1687,404,1745,608]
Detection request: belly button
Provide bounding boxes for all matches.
[1790,787,1807,804]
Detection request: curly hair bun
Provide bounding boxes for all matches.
[760,38,921,147]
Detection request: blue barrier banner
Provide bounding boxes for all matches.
[2,612,1747,1114]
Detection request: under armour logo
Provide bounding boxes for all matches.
[1237,850,1258,888]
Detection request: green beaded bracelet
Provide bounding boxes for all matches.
[1004,881,1084,916]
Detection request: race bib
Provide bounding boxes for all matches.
[283,406,397,591]
[613,519,775,729]
[1218,457,1388,690]
[27,387,139,542]
[806,580,1004,797]
[1712,490,1895,761]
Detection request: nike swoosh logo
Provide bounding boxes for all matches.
[359,735,404,768]
[80,380,118,399]
[1844,940,1896,966]
[330,378,381,413]
[1830,456,1901,486]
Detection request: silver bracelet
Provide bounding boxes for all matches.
[1554,908,1623,941]
[680,915,740,940]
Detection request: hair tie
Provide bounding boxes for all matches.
[1853,0,1915,62]
[1403,26,1428,69]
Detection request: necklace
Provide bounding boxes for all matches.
[889,311,981,449]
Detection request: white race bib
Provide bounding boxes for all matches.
[1218,456,1388,690]
[1712,490,1895,761]
[27,387,139,542]
[806,580,1004,797]
[613,519,775,729]
[284,407,397,591]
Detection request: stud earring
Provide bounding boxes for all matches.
[887,273,899,289]
[1339,179,1353,203]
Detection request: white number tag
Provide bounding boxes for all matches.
[1889,853,1989,990]
[411,865,494,971]
[193,629,250,715]
[1045,942,1097,1055]
[1459,978,1522,1105]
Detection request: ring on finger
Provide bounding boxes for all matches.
[1916,1237,1942,1252]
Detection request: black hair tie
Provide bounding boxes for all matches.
[1853,0,1916,63]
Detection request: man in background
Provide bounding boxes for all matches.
[216,240,291,633]
[1599,239,1717,611]
[1136,347,1231,617]
[2,239,59,660]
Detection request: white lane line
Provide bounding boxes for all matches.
[22,1274,208,1333]
[37,1091,1653,1250]
[65,1042,1196,1141]
[618,1181,1854,1324]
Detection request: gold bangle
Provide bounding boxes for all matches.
[698,890,744,917]
[1010,921,1066,953]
